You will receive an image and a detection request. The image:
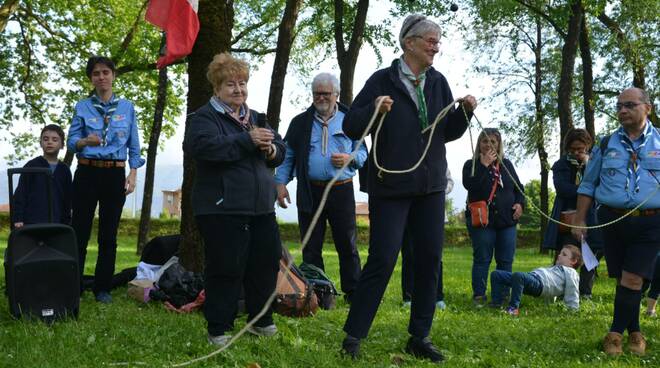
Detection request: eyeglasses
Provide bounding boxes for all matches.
[313,91,334,98]
[412,36,441,49]
[616,101,645,111]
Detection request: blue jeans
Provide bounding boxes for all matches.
[467,224,517,297]
[490,270,543,308]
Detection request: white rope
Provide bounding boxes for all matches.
[371,99,461,175]
[464,110,660,231]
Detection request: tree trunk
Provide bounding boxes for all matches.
[179,0,235,272]
[137,66,168,254]
[266,0,303,131]
[579,14,595,138]
[534,17,549,253]
[557,0,582,156]
[0,0,19,32]
[333,0,369,105]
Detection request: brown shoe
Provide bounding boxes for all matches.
[603,332,623,356]
[629,332,646,356]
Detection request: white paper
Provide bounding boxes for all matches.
[581,239,599,271]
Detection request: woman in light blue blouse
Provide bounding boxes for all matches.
[67,56,145,303]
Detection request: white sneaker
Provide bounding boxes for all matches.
[247,324,278,337]
[402,301,412,308]
[436,300,447,310]
[207,334,231,346]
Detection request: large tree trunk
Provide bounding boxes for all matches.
[0,0,19,32]
[534,17,549,253]
[557,0,582,155]
[333,0,369,105]
[137,66,168,254]
[179,0,235,272]
[266,0,303,131]
[579,14,595,138]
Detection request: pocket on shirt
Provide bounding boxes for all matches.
[108,117,130,145]
[600,156,627,187]
[640,157,660,182]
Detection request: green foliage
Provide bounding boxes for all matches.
[0,0,185,164]
[518,178,556,228]
[0,233,657,367]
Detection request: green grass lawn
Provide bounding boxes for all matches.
[0,232,657,367]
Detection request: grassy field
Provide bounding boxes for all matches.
[0,232,658,368]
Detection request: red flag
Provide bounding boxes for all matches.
[145,0,200,68]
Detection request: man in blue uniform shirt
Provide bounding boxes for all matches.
[275,73,366,301]
[573,87,658,356]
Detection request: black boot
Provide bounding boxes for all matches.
[405,336,444,363]
[341,335,360,359]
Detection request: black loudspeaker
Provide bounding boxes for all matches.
[5,223,79,322]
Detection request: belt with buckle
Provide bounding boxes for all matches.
[309,178,353,187]
[78,158,126,168]
[604,206,660,217]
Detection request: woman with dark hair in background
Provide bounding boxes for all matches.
[543,128,603,298]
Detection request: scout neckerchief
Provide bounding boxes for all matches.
[618,122,652,193]
[212,96,252,130]
[490,161,503,189]
[91,94,118,146]
[314,104,338,156]
[399,58,429,130]
[566,154,585,185]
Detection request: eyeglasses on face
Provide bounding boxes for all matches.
[412,35,441,48]
[616,101,645,111]
[313,91,334,98]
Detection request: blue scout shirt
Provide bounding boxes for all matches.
[68,96,145,169]
[275,109,367,183]
[578,121,660,209]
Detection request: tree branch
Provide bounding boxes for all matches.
[514,0,567,39]
[345,0,369,66]
[115,59,185,76]
[231,19,269,45]
[113,0,150,64]
[19,3,76,47]
[230,47,276,55]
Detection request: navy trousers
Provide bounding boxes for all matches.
[344,192,445,339]
[298,181,361,295]
[71,165,125,295]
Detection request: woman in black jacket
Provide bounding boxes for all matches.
[542,128,603,297]
[183,53,286,346]
[340,14,477,363]
[463,128,524,306]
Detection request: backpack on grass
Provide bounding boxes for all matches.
[274,252,318,317]
[299,262,339,310]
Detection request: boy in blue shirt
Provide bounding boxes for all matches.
[12,124,72,228]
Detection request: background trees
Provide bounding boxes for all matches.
[1,0,657,265]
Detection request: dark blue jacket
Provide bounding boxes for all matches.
[12,156,72,225]
[462,158,525,229]
[543,157,603,250]
[282,103,351,213]
[184,102,286,216]
[343,59,470,198]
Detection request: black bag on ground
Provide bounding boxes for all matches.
[299,262,339,310]
[150,262,204,308]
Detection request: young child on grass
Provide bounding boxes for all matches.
[489,244,583,315]
[12,124,72,228]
